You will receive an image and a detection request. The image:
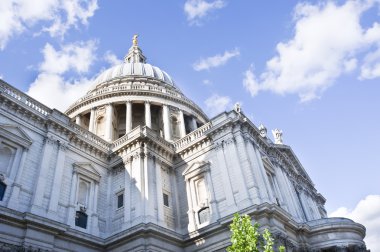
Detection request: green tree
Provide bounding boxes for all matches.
[227,213,260,252]
[227,213,285,252]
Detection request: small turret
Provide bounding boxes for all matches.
[124,34,147,63]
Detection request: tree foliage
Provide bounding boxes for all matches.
[227,213,285,252]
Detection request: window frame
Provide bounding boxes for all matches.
[163,192,170,207]
[116,191,124,209]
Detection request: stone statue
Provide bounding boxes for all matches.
[258,124,267,138]
[133,34,138,46]
[272,128,283,144]
[234,102,241,113]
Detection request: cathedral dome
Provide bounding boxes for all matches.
[66,35,208,143]
[89,34,176,92]
[91,62,175,91]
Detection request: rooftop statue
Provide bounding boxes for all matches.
[133,34,138,46]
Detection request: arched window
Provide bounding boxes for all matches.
[0,146,13,174]
[198,207,210,224]
[196,178,208,206]
[0,181,6,201]
[75,211,88,229]
[77,180,89,206]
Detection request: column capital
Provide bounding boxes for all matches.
[144,100,151,105]
[126,100,132,104]
[91,107,97,111]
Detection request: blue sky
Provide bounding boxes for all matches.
[0,0,379,249]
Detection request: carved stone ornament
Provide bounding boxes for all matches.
[0,174,4,182]
[272,128,283,145]
[258,124,267,138]
[80,205,87,213]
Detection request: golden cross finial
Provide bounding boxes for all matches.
[132,34,138,46]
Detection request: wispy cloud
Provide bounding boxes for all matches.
[27,40,97,111]
[204,94,231,116]
[184,0,225,25]
[0,0,98,50]
[330,195,380,251]
[193,48,239,71]
[243,1,380,102]
[202,79,212,85]
[103,50,121,66]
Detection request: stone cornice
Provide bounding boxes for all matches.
[111,126,174,157]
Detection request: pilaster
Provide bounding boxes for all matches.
[30,136,56,216]
[224,137,250,208]
[214,143,237,214]
[47,142,68,219]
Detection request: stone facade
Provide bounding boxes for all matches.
[0,40,367,252]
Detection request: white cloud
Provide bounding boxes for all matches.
[184,0,225,25]
[202,79,212,85]
[27,40,97,112]
[193,48,239,71]
[40,41,97,74]
[0,0,98,50]
[360,48,380,79]
[27,73,93,112]
[204,94,231,116]
[330,195,380,252]
[104,51,121,66]
[244,0,380,102]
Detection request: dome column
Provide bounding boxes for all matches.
[162,104,171,141]
[126,101,132,133]
[89,107,96,133]
[145,101,151,128]
[179,110,187,138]
[75,115,82,127]
[191,117,197,131]
[105,103,114,141]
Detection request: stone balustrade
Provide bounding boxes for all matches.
[174,122,212,150]
[71,123,111,151]
[0,81,51,116]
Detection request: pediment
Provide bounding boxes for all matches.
[0,124,32,148]
[73,162,101,182]
[183,161,210,178]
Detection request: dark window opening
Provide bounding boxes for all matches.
[75,211,88,229]
[198,207,210,224]
[117,194,124,208]
[0,181,6,201]
[163,193,169,207]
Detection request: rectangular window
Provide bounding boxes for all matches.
[163,193,169,207]
[117,193,124,209]
[0,182,6,201]
[75,211,88,229]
